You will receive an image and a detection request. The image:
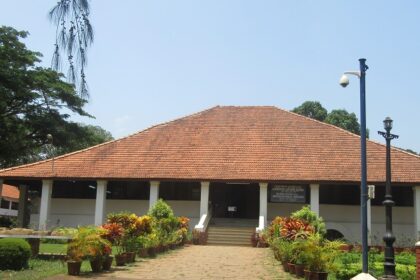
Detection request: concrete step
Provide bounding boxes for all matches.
[207,225,254,247]
[209,232,252,238]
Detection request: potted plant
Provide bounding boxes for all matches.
[81,227,111,273]
[101,221,125,266]
[146,233,160,257]
[277,238,293,272]
[102,243,113,271]
[122,236,138,263]
[192,229,201,245]
[301,233,343,280]
[291,238,307,278]
[251,232,259,247]
[137,235,149,257]
[66,241,83,276]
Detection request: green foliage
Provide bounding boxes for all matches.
[67,226,111,261]
[148,199,174,220]
[395,251,416,265]
[324,109,361,136]
[292,101,328,121]
[0,238,31,270]
[292,101,370,137]
[291,205,326,236]
[0,26,112,168]
[271,237,292,263]
[334,251,416,280]
[0,216,17,228]
[300,233,344,272]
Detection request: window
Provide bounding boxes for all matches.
[107,181,149,200]
[371,185,413,207]
[320,184,360,205]
[1,199,9,209]
[159,182,200,201]
[52,181,97,199]
[11,202,18,210]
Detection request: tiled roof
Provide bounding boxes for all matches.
[1,184,19,200]
[0,106,419,184]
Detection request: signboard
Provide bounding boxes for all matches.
[270,185,306,203]
[227,206,237,212]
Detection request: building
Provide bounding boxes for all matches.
[0,184,19,217]
[0,106,419,244]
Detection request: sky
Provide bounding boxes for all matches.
[1,1,420,152]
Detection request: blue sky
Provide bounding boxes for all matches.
[1,1,419,152]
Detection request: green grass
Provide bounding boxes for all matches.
[39,243,67,254]
[0,259,94,280]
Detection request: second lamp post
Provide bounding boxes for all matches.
[378,117,398,279]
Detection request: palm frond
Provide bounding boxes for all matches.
[51,44,61,71]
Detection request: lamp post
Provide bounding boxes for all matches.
[339,58,369,273]
[378,117,398,279]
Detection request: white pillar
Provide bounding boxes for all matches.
[39,180,53,230]
[200,182,210,217]
[94,180,107,226]
[259,183,268,219]
[310,184,320,216]
[149,181,160,209]
[414,186,420,239]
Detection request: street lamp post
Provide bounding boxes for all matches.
[378,117,398,279]
[339,58,369,273]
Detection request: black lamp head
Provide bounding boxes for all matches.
[383,117,393,131]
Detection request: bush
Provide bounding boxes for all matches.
[148,199,174,220]
[291,205,326,236]
[0,238,31,270]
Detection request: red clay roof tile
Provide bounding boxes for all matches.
[0,106,419,184]
[1,184,19,200]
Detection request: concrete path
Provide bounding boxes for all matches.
[51,245,295,280]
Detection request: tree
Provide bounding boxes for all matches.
[324,109,361,135]
[49,0,93,97]
[0,26,110,168]
[292,101,369,137]
[292,101,328,121]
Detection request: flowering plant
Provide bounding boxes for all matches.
[178,216,190,230]
[280,217,314,241]
[67,226,112,261]
[101,223,123,244]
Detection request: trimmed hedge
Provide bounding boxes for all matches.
[0,238,31,270]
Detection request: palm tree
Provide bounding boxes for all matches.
[49,0,93,98]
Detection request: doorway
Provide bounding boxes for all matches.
[209,182,259,219]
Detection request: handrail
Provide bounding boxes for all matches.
[194,206,212,232]
[256,215,265,233]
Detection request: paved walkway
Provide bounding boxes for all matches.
[51,245,294,280]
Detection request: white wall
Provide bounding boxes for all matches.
[268,202,306,220]
[321,204,415,245]
[30,198,200,230]
[267,203,415,245]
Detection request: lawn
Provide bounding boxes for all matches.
[39,243,67,254]
[0,259,93,280]
[330,250,416,280]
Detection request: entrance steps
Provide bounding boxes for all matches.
[207,219,256,246]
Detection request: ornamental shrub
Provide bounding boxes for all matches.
[148,199,174,220]
[0,238,31,270]
[291,205,326,236]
